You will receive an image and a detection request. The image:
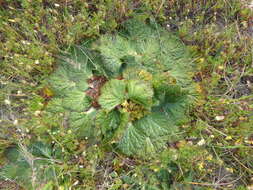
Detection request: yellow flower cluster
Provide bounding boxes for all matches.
[138,70,153,81]
[121,100,149,121]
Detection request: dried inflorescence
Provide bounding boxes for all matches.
[86,76,107,108]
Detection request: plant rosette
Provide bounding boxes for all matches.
[46,18,195,156]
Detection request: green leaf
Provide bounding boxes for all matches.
[49,46,94,96]
[0,162,32,188]
[0,144,56,189]
[67,71,90,92]
[96,110,122,142]
[62,89,91,112]
[62,47,92,91]
[136,113,170,137]
[127,79,154,108]
[117,122,145,155]
[97,35,136,76]
[122,67,143,80]
[98,79,126,111]
[123,18,154,40]
[60,46,93,77]
[41,182,54,190]
[4,147,20,163]
[48,66,77,95]
[111,110,130,142]
[69,108,97,138]
[155,84,184,103]
[96,110,121,135]
[159,97,189,125]
[46,98,65,113]
[164,85,188,102]
[118,113,175,156]
[154,84,191,124]
[29,142,52,158]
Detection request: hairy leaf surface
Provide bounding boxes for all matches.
[63,89,91,112]
[98,79,126,111]
[69,108,97,137]
[118,113,175,156]
[127,79,154,109]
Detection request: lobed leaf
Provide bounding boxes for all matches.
[118,113,176,156]
[62,89,91,112]
[96,110,121,139]
[98,79,126,111]
[69,108,97,137]
[127,79,154,109]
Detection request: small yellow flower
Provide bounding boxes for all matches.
[218,65,224,70]
[198,162,204,170]
[226,167,234,173]
[121,100,128,107]
[8,19,16,23]
[199,58,205,63]
[138,70,152,81]
[206,155,213,161]
[217,159,224,165]
[225,136,232,140]
[195,84,203,93]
